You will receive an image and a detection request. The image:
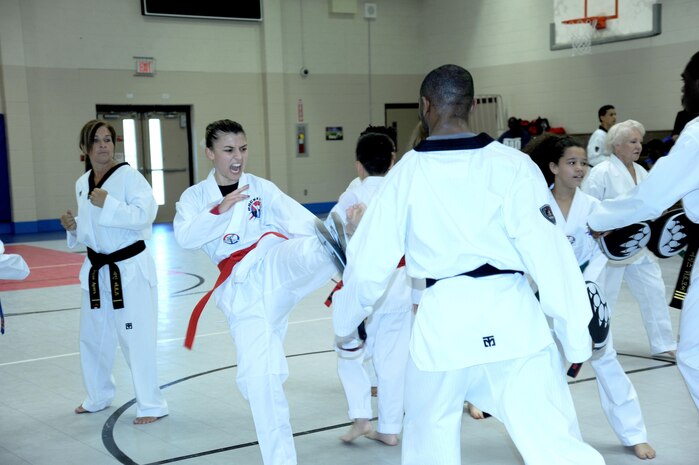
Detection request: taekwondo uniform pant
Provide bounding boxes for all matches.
[402,343,604,465]
[589,330,648,445]
[336,309,412,434]
[78,268,168,418]
[678,268,699,410]
[218,236,336,465]
[604,259,676,355]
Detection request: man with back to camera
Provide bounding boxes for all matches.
[331,64,605,465]
[588,51,699,412]
[588,104,617,166]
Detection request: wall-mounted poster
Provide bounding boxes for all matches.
[326,127,343,141]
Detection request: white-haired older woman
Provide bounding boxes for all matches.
[583,119,677,360]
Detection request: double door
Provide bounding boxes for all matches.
[96,106,192,223]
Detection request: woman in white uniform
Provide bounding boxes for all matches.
[582,120,677,359]
[173,120,337,465]
[527,133,655,459]
[588,50,699,412]
[60,120,168,424]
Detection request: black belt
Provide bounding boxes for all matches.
[426,263,522,288]
[670,233,698,309]
[87,240,146,309]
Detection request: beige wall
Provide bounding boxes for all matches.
[1,0,698,227]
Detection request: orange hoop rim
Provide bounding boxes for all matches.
[561,15,609,30]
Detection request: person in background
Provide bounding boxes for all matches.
[497,116,531,150]
[330,131,413,447]
[588,50,699,412]
[582,120,677,361]
[587,104,617,167]
[60,120,168,425]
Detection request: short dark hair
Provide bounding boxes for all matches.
[523,133,584,186]
[598,105,615,120]
[356,132,394,176]
[205,119,245,149]
[687,51,699,80]
[360,125,397,150]
[420,64,474,120]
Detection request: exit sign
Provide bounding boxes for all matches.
[134,56,156,76]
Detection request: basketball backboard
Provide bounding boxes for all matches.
[551,0,661,51]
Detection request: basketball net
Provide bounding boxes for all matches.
[568,18,597,56]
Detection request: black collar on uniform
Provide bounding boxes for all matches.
[414,133,495,152]
[89,162,129,193]
[598,125,608,132]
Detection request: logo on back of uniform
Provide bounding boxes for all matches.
[540,204,556,225]
[223,233,240,245]
[248,197,262,220]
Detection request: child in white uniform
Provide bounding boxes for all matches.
[527,133,655,460]
[173,120,338,465]
[330,132,413,446]
[582,120,677,359]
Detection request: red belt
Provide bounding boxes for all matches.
[184,231,288,349]
[325,256,406,308]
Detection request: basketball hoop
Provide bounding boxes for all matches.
[567,18,597,56]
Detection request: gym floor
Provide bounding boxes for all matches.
[1,224,697,465]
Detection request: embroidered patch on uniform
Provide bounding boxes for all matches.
[125,322,133,330]
[248,197,262,220]
[223,233,240,245]
[540,204,556,225]
[567,235,576,246]
[482,335,496,347]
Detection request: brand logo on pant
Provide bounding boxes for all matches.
[483,335,495,347]
[125,323,133,330]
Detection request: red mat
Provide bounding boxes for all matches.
[0,245,84,291]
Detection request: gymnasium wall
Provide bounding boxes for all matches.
[0,0,697,230]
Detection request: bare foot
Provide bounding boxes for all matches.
[652,350,676,361]
[466,402,486,420]
[633,443,656,460]
[366,431,399,446]
[340,419,373,443]
[74,405,90,414]
[133,415,167,425]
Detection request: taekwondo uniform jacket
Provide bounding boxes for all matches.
[549,188,607,281]
[0,240,29,280]
[589,117,699,229]
[333,134,593,372]
[67,165,158,294]
[587,127,611,167]
[331,176,413,315]
[174,170,316,284]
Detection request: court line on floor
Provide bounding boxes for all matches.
[0,317,332,367]
[102,352,677,465]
